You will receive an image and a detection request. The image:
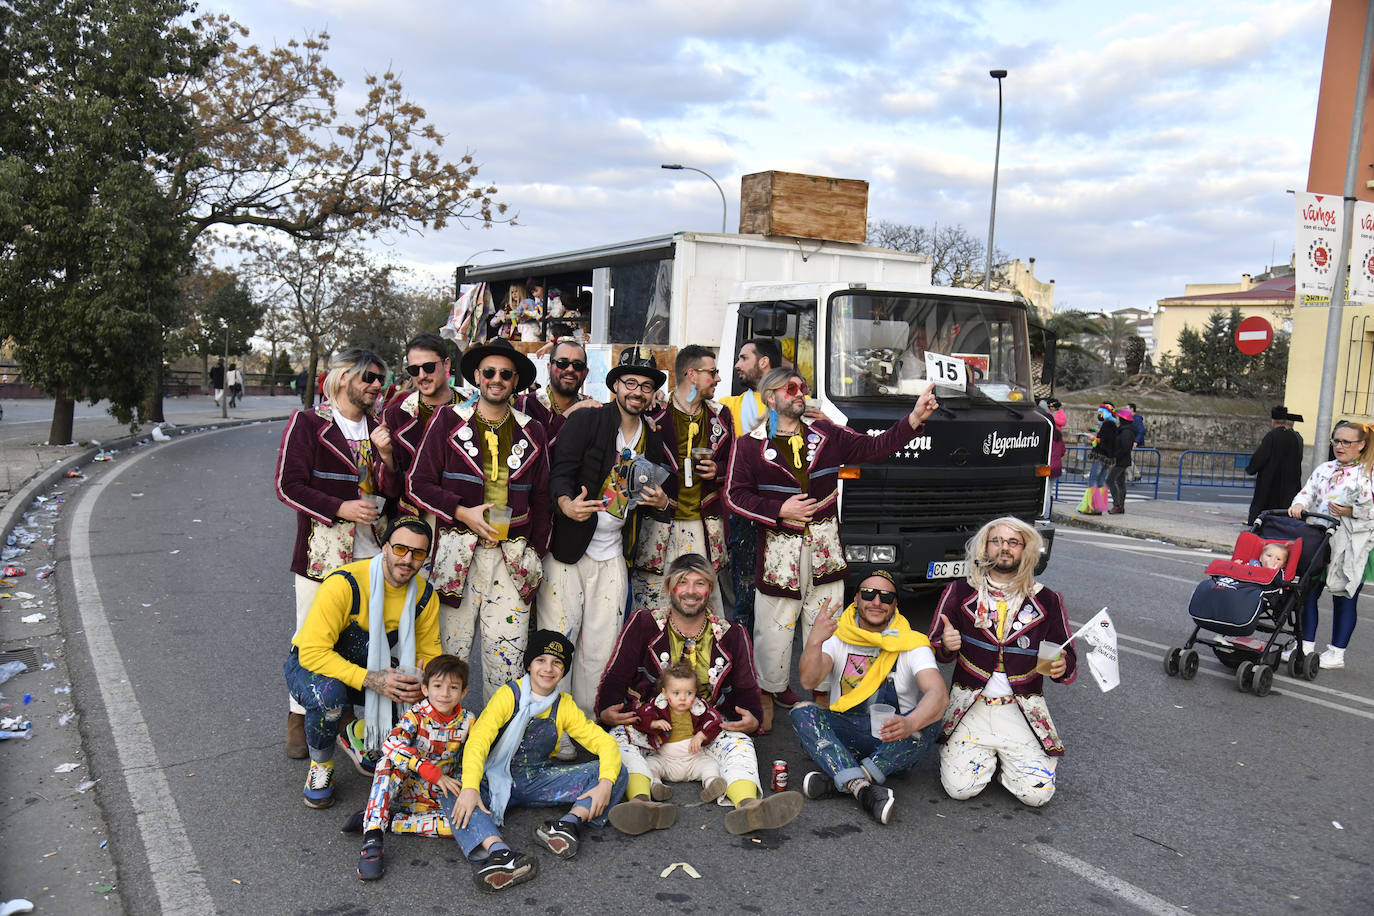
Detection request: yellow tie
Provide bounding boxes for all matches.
[789,434,804,469]
[995,598,1009,642]
[687,421,699,453]
[484,428,499,481]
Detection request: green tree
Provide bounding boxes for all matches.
[0,0,215,443]
[1163,308,1288,399]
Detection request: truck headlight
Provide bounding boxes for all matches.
[870,545,897,564]
[844,545,869,562]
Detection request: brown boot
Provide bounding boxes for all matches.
[286,712,308,759]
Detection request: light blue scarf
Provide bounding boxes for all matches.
[364,551,417,753]
[484,675,558,825]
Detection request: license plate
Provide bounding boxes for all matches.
[926,560,968,579]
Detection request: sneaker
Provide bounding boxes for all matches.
[1319,646,1346,669]
[650,780,674,801]
[533,819,582,859]
[700,777,728,803]
[303,761,336,808]
[1281,640,1315,663]
[338,720,377,777]
[770,687,802,708]
[340,809,366,834]
[723,791,804,835]
[357,836,384,881]
[857,784,895,825]
[472,848,538,894]
[608,799,677,835]
[801,771,836,800]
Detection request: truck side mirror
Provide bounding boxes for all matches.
[751,306,788,337]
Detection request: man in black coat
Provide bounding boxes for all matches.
[1106,407,1137,514]
[1246,406,1304,524]
[538,349,675,714]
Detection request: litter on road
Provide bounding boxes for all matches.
[53,763,80,773]
[20,614,46,624]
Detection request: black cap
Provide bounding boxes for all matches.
[524,629,575,672]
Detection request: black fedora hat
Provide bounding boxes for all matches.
[460,338,537,391]
[605,345,666,391]
[1271,405,1288,421]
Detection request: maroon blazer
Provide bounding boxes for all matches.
[514,388,593,447]
[724,414,922,595]
[405,402,551,555]
[631,695,724,750]
[595,608,762,726]
[273,406,395,579]
[646,399,734,525]
[380,389,460,517]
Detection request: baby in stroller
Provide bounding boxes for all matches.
[1165,511,1336,695]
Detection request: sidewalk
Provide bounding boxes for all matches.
[1052,495,1242,553]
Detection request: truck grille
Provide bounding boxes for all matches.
[841,481,1043,530]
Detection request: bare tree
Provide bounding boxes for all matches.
[867,219,1008,288]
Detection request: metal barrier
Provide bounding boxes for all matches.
[1053,446,1160,501]
[1176,450,1253,500]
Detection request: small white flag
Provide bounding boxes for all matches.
[1071,607,1119,693]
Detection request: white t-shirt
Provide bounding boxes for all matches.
[820,635,938,712]
[586,422,642,562]
[332,412,381,559]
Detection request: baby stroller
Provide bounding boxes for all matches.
[1163,510,1337,697]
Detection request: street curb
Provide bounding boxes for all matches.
[0,416,290,548]
[1050,509,1231,553]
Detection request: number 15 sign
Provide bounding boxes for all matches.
[925,352,967,392]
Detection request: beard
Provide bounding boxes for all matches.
[549,372,582,397]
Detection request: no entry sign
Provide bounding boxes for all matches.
[1234,316,1274,355]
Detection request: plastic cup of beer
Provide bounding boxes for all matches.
[691,447,713,467]
[868,703,896,739]
[486,505,513,540]
[1036,642,1062,676]
[396,663,423,684]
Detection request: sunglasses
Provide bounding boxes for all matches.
[858,587,897,604]
[551,357,588,372]
[770,379,809,399]
[389,543,429,562]
[360,371,385,385]
[405,361,440,377]
[481,367,516,381]
[692,367,721,377]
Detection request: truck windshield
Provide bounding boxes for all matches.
[827,292,1032,403]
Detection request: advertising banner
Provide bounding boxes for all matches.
[1295,191,1339,300]
[1349,201,1374,303]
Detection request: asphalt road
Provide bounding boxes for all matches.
[55,421,1371,915]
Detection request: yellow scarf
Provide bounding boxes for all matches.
[828,603,930,713]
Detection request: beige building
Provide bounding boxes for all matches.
[999,257,1054,314]
[1284,0,1374,444]
[1154,273,1293,359]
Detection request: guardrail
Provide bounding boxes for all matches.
[1053,446,1161,501]
[1176,450,1253,500]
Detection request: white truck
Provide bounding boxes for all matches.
[460,231,1056,597]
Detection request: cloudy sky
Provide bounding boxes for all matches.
[212,0,1330,313]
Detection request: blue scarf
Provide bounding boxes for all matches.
[364,551,417,754]
[484,675,558,825]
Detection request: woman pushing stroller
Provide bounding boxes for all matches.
[1285,420,1374,670]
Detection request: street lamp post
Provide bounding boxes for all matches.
[454,248,505,297]
[984,69,1007,293]
[660,164,728,233]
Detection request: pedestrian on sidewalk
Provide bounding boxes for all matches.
[1080,403,1116,515]
[1126,403,1146,481]
[1107,407,1136,514]
[210,360,225,405]
[1245,405,1303,525]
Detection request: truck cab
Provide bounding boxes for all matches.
[721,280,1054,600]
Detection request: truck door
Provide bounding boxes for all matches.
[729,299,818,396]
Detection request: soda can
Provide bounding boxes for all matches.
[770,760,788,792]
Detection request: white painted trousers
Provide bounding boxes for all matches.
[939,698,1058,807]
[645,738,723,786]
[752,542,841,693]
[290,574,323,714]
[630,518,725,614]
[537,553,628,713]
[439,545,531,705]
[613,725,760,802]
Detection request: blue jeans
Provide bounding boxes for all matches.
[728,516,757,636]
[441,717,628,857]
[789,681,939,791]
[1085,458,1110,488]
[284,650,359,752]
[1302,581,1361,648]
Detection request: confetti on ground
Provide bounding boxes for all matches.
[53,763,80,773]
[1333,821,1343,830]
[169,550,180,555]
[936,813,946,818]
[231,879,241,885]
[42,850,58,858]
[93,881,115,894]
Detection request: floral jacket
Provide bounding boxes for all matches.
[724,414,922,598]
[273,405,396,580]
[928,578,1077,756]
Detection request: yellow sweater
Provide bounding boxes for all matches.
[291,559,441,691]
[718,390,764,437]
[462,683,622,790]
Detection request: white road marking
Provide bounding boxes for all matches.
[1148,572,1198,584]
[70,434,220,915]
[1026,843,1189,915]
[1071,619,1374,716]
